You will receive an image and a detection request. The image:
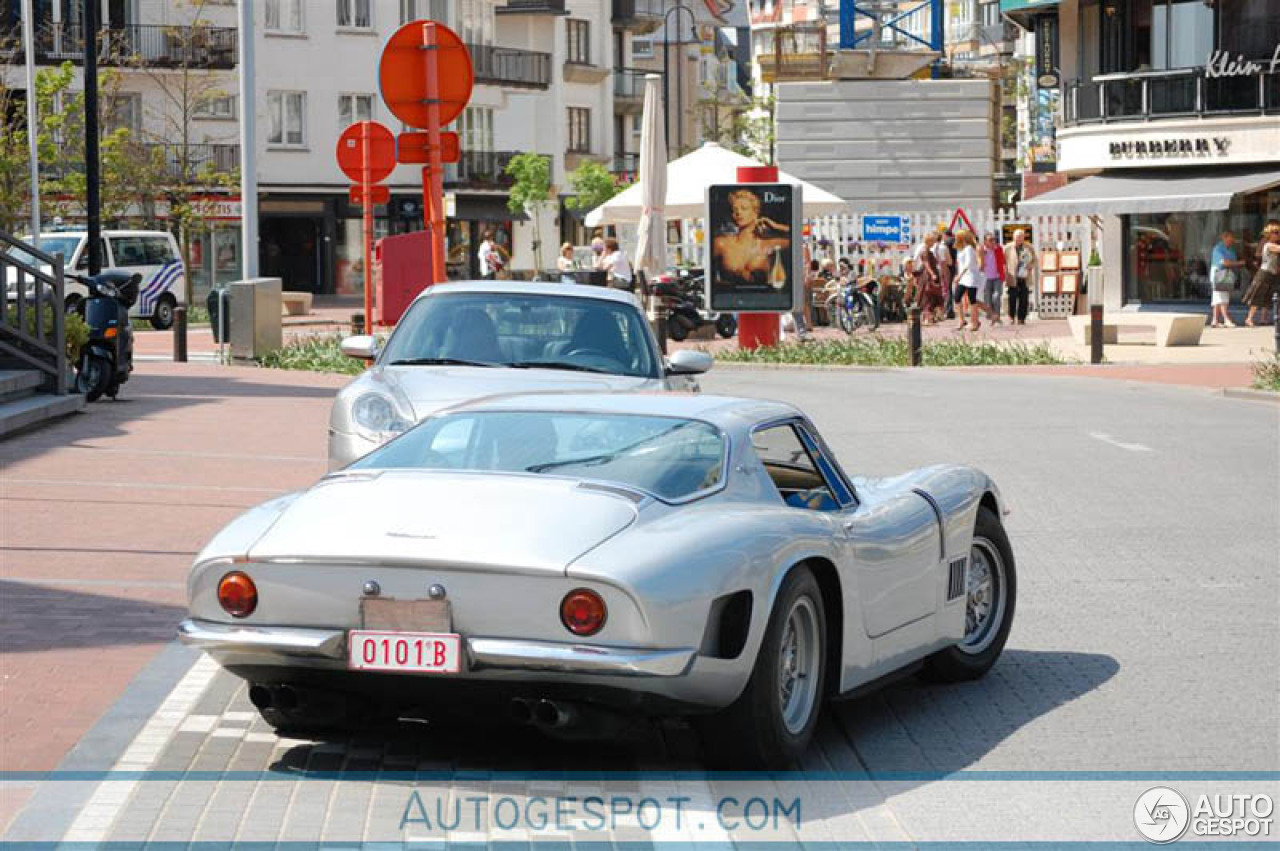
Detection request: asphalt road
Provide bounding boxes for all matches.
[6,364,1278,844]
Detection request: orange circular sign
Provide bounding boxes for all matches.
[379,21,474,130]
[336,121,396,184]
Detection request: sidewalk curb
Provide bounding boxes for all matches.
[1222,387,1280,403]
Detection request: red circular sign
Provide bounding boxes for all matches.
[336,121,396,184]
[379,21,474,130]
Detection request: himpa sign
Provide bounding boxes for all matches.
[861,215,911,245]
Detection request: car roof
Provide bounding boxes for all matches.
[447,391,801,429]
[421,280,642,307]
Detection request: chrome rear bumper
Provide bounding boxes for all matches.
[178,619,695,678]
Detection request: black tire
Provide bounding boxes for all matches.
[837,303,856,335]
[715,314,737,338]
[698,566,827,768]
[667,322,689,342]
[64,295,83,317]
[861,294,880,330]
[75,353,110,403]
[920,505,1017,682]
[150,295,176,330]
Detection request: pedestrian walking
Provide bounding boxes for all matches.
[1209,230,1245,328]
[914,232,944,324]
[477,229,508,280]
[954,230,983,332]
[1004,229,1036,325]
[1242,223,1280,327]
[937,227,955,318]
[981,232,1005,324]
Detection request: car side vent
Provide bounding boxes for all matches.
[947,556,967,601]
[575,481,647,503]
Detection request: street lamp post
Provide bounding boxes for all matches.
[662,1,699,157]
[83,0,102,274]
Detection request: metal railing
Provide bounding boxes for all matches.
[1065,69,1280,125]
[757,23,829,83]
[141,143,240,182]
[612,0,663,26]
[468,43,551,89]
[1,231,68,395]
[612,152,639,175]
[30,21,237,69]
[613,68,647,100]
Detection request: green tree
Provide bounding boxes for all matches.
[505,152,553,272]
[717,94,775,164]
[565,160,625,214]
[0,70,29,233]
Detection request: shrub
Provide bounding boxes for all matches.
[5,305,88,362]
[714,335,1067,367]
[1251,352,1280,392]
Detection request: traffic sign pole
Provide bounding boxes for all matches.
[422,22,447,287]
[362,121,374,334]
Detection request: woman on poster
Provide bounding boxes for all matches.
[711,188,792,286]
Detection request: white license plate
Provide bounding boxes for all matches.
[347,630,462,674]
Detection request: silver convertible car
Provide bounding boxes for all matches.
[328,282,712,470]
[180,392,1016,767]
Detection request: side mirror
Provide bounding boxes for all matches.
[341,335,378,360]
[667,349,713,376]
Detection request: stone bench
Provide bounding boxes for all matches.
[1068,312,1204,347]
[281,291,313,316]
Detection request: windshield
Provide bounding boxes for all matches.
[379,292,660,378]
[4,237,80,267]
[351,411,725,501]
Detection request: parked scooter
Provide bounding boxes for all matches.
[70,270,140,402]
[653,272,737,342]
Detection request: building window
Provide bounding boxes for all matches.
[265,0,304,33]
[566,19,590,64]
[338,93,374,127]
[106,92,141,132]
[980,0,999,27]
[567,107,590,152]
[337,0,372,29]
[195,95,237,119]
[632,37,654,59]
[268,91,306,147]
[459,106,495,153]
[400,0,449,25]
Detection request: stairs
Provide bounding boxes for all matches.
[0,368,85,438]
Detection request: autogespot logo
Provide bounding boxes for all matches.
[1135,787,1191,843]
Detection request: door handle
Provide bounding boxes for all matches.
[842,520,856,533]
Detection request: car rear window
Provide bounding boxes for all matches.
[351,411,726,501]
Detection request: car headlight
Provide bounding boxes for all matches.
[352,392,414,443]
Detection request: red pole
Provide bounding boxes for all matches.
[361,122,374,334]
[736,165,782,350]
[422,23,447,286]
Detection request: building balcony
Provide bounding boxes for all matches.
[612,0,663,34]
[143,143,240,182]
[26,22,237,69]
[563,60,611,85]
[611,152,639,178]
[444,151,552,189]
[497,0,567,16]
[756,23,830,83]
[613,68,647,111]
[1063,69,1280,126]
[469,43,551,89]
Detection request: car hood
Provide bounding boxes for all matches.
[380,365,661,416]
[245,470,640,574]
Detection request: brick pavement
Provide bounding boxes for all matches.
[0,363,345,790]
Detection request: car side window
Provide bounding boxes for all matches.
[143,237,177,265]
[74,239,108,269]
[795,424,855,506]
[752,423,840,512]
[109,236,148,266]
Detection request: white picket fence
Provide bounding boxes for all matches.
[666,208,1095,312]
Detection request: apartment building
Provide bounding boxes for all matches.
[4,0,657,295]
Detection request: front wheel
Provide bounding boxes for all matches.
[860,294,880,330]
[715,314,737,338]
[150,295,176,330]
[666,321,689,342]
[920,505,1017,682]
[698,566,827,768]
[76,352,111,403]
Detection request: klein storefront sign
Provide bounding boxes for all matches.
[1205,44,1280,79]
[1109,137,1231,160]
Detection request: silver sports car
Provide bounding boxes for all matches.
[328,281,711,470]
[180,392,1016,767]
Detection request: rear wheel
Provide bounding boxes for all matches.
[698,566,826,768]
[715,314,737,338]
[667,321,689,342]
[150,294,176,330]
[920,505,1017,682]
[64,295,83,316]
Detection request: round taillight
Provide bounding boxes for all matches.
[560,588,607,637]
[218,571,258,618]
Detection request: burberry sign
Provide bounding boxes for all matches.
[1110,137,1231,159]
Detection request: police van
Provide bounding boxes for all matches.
[10,230,187,330]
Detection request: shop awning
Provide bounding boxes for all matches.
[454,195,526,222]
[1018,167,1280,217]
